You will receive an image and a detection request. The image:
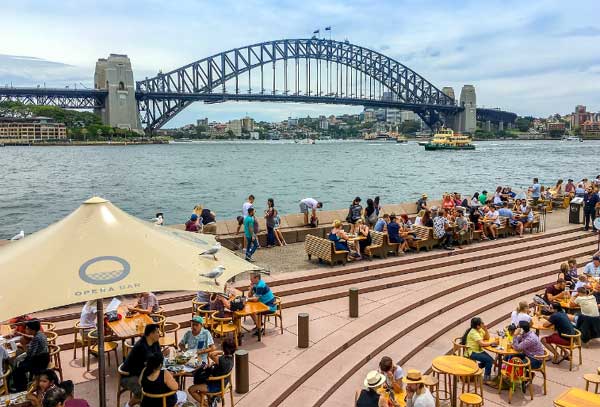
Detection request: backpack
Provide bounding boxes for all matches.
[533,294,553,315]
[501,356,526,382]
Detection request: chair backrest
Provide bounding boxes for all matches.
[212,315,234,335]
[197,309,217,328]
[192,299,208,316]
[141,389,177,407]
[150,314,167,335]
[43,330,58,344]
[40,321,56,332]
[370,231,384,247]
[0,366,11,396]
[452,337,468,357]
[501,357,530,381]
[123,342,134,359]
[205,370,233,396]
[561,329,582,347]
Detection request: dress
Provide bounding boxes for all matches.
[328,232,349,252]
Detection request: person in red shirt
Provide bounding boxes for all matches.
[59,380,91,407]
[185,214,201,232]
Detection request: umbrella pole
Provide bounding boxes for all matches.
[96,299,107,407]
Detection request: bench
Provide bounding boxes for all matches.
[381,232,401,257]
[304,234,349,266]
[364,231,386,259]
[409,226,438,252]
[524,213,541,234]
[496,217,510,238]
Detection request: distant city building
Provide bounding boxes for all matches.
[242,116,254,132]
[197,118,208,126]
[0,116,66,142]
[362,110,376,123]
[385,109,401,124]
[546,122,566,134]
[582,121,600,137]
[287,117,298,128]
[319,115,329,130]
[227,119,242,137]
[572,105,592,129]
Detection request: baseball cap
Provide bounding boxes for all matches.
[191,316,204,324]
[190,214,198,221]
[593,256,600,261]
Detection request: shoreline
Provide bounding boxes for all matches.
[0,140,168,146]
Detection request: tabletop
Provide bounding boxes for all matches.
[531,316,553,332]
[484,337,519,357]
[234,301,270,318]
[554,387,600,407]
[432,355,479,377]
[559,300,580,310]
[107,306,154,339]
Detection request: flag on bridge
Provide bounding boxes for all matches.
[325,26,331,31]
[313,29,320,34]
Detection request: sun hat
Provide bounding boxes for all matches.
[402,369,435,385]
[422,193,428,198]
[191,316,204,324]
[363,370,386,388]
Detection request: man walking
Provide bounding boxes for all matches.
[244,207,259,261]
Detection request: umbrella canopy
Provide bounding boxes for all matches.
[0,197,259,322]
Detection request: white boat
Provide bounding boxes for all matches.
[169,138,194,144]
[562,135,582,142]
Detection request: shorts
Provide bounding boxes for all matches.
[120,375,142,398]
[543,332,570,346]
[299,202,309,213]
[207,380,228,393]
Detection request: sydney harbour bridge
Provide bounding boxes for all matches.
[0,38,517,133]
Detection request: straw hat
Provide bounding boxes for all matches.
[402,369,435,385]
[422,193,428,198]
[363,370,386,388]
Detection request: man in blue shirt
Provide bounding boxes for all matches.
[529,177,541,205]
[583,186,600,231]
[248,272,276,336]
[243,207,258,261]
[374,214,389,232]
[584,256,600,277]
[498,202,524,237]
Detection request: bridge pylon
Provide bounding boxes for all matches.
[94,54,142,133]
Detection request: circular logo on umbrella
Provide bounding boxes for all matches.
[79,256,130,285]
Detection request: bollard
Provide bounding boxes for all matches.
[235,349,249,394]
[349,287,359,318]
[298,313,309,348]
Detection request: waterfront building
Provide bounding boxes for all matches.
[197,118,208,126]
[581,120,600,138]
[242,116,254,132]
[546,121,566,135]
[227,119,242,137]
[571,105,592,128]
[287,117,299,128]
[0,116,66,142]
[319,115,329,130]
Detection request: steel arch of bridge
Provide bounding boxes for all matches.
[136,38,459,130]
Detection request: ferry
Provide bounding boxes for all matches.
[363,132,395,142]
[423,128,475,151]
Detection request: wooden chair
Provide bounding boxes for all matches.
[498,357,533,404]
[262,296,283,335]
[122,341,134,361]
[192,299,208,319]
[459,392,483,407]
[141,389,178,407]
[39,321,56,333]
[556,329,582,371]
[531,349,551,395]
[212,316,239,347]
[584,374,600,394]
[304,234,349,266]
[363,231,385,259]
[408,226,437,252]
[204,371,234,407]
[72,321,92,365]
[43,330,58,345]
[47,344,63,381]
[197,309,218,332]
[381,232,401,256]
[151,314,179,349]
[117,364,131,407]
[0,366,11,396]
[452,337,468,357]
[87,329,119,371]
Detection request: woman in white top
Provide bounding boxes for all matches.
[510,301,532,326]
[493,186,503,205]
[470,192,481,207]
[414,210,425,227]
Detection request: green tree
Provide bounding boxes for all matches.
[515,117,533,132]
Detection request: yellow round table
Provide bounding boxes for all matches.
[432,355,479,407]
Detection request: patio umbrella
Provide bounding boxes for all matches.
[0,197,260,407]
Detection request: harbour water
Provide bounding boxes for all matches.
[0,139,597,238]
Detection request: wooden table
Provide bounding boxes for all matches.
[234,301,270,342]
[531,316,553,335]
[431,355,479,407]
[484,337,519,374]
[107,307,154,339]
[554,387,600,406]
[559,300,580,314]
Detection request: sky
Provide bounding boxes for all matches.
[1,0,599,127]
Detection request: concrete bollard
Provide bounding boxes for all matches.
[349,287,359,318]
[235,349,249,394]
[298,313,309,348]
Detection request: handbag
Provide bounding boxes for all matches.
[230,296,245,312]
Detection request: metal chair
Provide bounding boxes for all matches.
[151,314,180,349]
[204,371,234,407]
[555,329,582,371]
[122,341,135,362]
[262,296,283,335]
[87,329,119,371]
[459,392,483,407]
[47,344,64,381]
[141,389,177,407]
[197,309,217,332]
[452,337,468,357]
[531,349,551,395]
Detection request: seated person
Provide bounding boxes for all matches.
[543,278,569,303]
[399,213,413,228]
[386,215,408,251]
[328,220,350,252]
[188,338,236,406]
[572,274,589,296]
[378,356,404,395]
[482,205,500,240]
[178,316,215,365]
[26,369,59,407]
[403,369,436,407]
[453,192,464,207]
[541,303,576,364]
[441,193,455,210]
[569,287,600,323]
[432,209,454,250]
[421,210,433,228]
[248,272,277,335]
[121,324,164,407]
[567,258,579,280]
[461,317,495,384]
[374,214,389,232]
[498,201,524,238]
[354,219,372,259]
[355,371,388,407]
[185,214,201,232]
[414,210,425,227]
[0,344,9,385]
[129,292,160,315]
[559,262,576,288]
[140,353,186,407]
[511,320,545,369]
[13,320,50,392]
[196,291,211,304]
[58,380,91,407]
[454,209,469,242]
[584,256,600,277]
[8,314,38,338]
[469,207,482,232]
[43,387,68,407]
[209,293,232,318]
[511,301,532,326]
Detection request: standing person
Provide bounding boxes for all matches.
[461,317,495,384]
[347,197,363,233]
[373,196,382,217]
[583,186,600,231]
[243,207,259,262]
[236,195,255,234]
[529,178,541,206]
[264,198,277,248]
[200,206,217,235]
[299,197,323,227]
[416,194,428,212]
[364,199,378,228]
[185,214,201,233]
